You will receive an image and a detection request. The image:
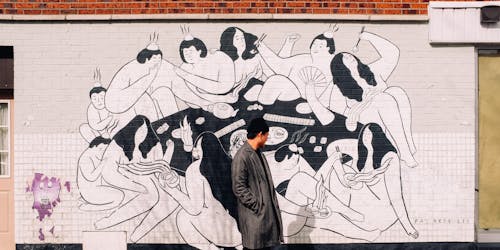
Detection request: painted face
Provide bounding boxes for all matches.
[362,127,373,150]
[182,46,202,64]
[147,54,162,67]
[96,143,108,155]
[281,153,300,169]
[310,39,328,55]
[132,123,148,160]
[342,53,359,74]
[233,29,246,55]
[90,91,105,110]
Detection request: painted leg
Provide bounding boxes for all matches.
[377,94,418,168]
[306,213,380,242]
[151,87,181,119]
[79,124,99,143]
[176,209,212,250]
[383,160,419,239]
[95,177,158,229]
[384,86,416,155]
[257,75,301,105]
[130,184,180,242]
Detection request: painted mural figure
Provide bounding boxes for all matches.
[93,115,179,241]
[218,27,273,99]
[314,123,418,239]
[266,144,382,241]
[105,37,179,134]
[171,34,238,119]
[248,29,344,113]
[79,85,118,143]
[327,31,417,168]
[158,132,241,250]
[76,136,124,211]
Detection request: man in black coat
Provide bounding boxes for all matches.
[232,117,284,250]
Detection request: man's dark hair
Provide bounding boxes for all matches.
[219,27,259,61]
[89,136,112,148]
[89,87,107,98]
[246,117,269,139]
[331,52,377,102]
[310,34,335,55]
[179,38,208,63]
[136,48,163,64]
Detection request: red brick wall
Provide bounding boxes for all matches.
[1,0,481,16]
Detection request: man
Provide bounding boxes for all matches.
[232,118,283,250]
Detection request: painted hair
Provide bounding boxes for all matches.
[113,115,159,161]
[310,34,335,54]
[89,86,106,98]
[219,27,259,61]
[179,37,208,63]
[246,117,269,139]
[195,132,238,220]
[331,53,377,102]
[136,48,163,64]
[89,136,111,148]
[357,123,397,172]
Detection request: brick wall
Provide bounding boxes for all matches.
[0,0,481,16]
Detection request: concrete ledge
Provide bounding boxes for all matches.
[0,14,428,22]
[430,1,500,9]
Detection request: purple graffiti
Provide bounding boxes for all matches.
[64,181,71,192]
[38,228,45,241]
[30,173,62,222]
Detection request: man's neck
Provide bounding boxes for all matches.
[247,139,260,151]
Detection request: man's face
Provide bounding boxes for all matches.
[90,91,105,110]
[146,54,162,67]
[182,46,202,64]
[310,39,328,55]
[258,131,269,148]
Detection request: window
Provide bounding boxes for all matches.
[0,102,9,177]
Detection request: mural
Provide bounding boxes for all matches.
[76,25,418,249]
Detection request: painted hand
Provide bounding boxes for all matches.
[285,33,301,44]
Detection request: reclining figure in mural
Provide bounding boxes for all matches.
[158,132,242,250]
[93,115,179,243]
[246,27,345,114]
[313,123,419,239]
[307,31,417,168]
[263,144,383,241]
[170,33,239,119]
[104,34,181,135]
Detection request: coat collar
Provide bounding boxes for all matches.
[242,141,258,153]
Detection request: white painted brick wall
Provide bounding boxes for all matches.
[1,22,476,244]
